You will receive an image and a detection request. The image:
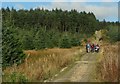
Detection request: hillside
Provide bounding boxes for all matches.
[2,7,119,82]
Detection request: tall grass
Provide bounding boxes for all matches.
[3,47,81,82]
[97,42,119,82]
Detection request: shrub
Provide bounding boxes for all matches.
[59,34,71,48]
[22,34,35,50]
[3,72,28,82]
[106,25,119,42]
[46,29,60,48]
[34,28,46,50]
[71,37,80,46]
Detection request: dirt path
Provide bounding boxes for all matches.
[52,52,100,82]
[49,30,102,82]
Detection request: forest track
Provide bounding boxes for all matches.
[51,52,100,82]
[50,30,102,82]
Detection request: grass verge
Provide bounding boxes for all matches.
[96,42,119,82]
[3,47,84,82]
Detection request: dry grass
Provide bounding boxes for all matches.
[97,42,119,82]
[3,47,80,82]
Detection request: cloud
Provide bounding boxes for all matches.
[48,0,118,2]
[15,4,24,9]
[2,1,118,21]
[1,0,51,2]
[101,0,116,2]
[85,4,118,20]
[52,0,87,2]
[2,0,119,2]
[51,0,118,2]
[40,2,118,21]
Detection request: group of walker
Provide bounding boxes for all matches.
[86,42,100,53]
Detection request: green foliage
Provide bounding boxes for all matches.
[34,28,46,50]
[22,34,35,50]
[2,7,102,34]
[2,7,120,51]
[3,72,28,82]
[106,25,119,42]
[59,34,71,48]
[71,37,80,46]
[46,29,60,48]
[84,39,87,43]
[2,27,26,68]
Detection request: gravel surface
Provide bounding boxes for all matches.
[52,52,100,82]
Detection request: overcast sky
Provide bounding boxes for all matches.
[1,0,119,22]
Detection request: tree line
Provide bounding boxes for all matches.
[2,7,119,68]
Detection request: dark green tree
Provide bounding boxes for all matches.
[2,7,120,50]
[22,34,34,50]
[71,37,80,46]
[34,28,46,50]
[2,27,26,68]
[59,34,71,48]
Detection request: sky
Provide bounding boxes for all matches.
[1,0,120,22]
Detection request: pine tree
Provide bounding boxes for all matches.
[2,27,26,68]
[71,37,80,46]
[34,28,46,50]
[59,34,71,48]
[22,34,34,50]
